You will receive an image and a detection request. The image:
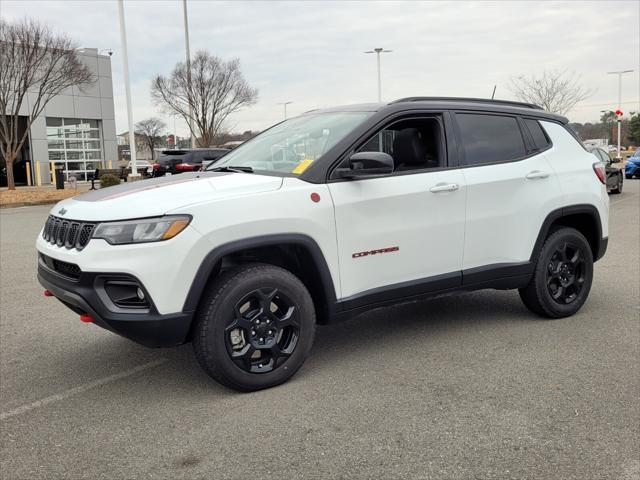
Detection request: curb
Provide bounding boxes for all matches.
[0,200,60,209]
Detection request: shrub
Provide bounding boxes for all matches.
[99,173,120,188]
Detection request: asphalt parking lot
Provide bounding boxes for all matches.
[1,182,638,480]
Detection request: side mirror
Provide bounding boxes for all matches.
[336,152,394,179]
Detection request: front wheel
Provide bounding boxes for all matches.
[519,227,594,318]
[193,263,316,392]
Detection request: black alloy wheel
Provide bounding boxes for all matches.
[193,263,316,391]
[226,288,300,373]
[545,242,586,305]
[519,227,594,318]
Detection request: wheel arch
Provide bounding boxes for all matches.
[183,234,339,324]
[531,204,606,263]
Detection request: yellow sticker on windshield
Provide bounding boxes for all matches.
[292,159,314,174]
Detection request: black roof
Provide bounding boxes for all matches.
[392,96,542,110]
[303,97,568,124]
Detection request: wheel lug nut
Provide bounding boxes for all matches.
[266,319,270,324]
[259,337,264,342]
[250,330,256,336]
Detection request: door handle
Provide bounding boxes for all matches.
[429,183,459,193]
[525,170,549,180]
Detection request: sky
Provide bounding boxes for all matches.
[2,0,639,137]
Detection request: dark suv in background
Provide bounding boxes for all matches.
[588,146,623,194]
[152,148,228,176]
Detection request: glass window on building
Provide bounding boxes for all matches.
[46,117,103,181]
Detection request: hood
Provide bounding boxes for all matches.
[51,172,283,221]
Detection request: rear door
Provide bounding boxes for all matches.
[453,113,564,273]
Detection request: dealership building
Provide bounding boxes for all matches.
[2,48,118,187]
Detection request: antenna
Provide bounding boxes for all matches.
[491,85,497,100]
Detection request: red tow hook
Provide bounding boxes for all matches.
[80,314,94,323]
[44,290,54,297]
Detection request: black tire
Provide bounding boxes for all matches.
[193,263,316,392]
[519,227,593,318]
[626,174,633,179]
[611,175,623,194]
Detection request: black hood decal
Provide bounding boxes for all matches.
[74,172,229,202]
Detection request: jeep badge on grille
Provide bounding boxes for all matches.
[58,208,67,215]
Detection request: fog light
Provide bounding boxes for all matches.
[103,279,150,309]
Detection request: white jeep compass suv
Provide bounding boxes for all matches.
[37,97,609,391]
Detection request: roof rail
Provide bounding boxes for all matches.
[391,97,543,110]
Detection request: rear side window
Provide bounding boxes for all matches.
[456,114,526,165]
[524,119,551,150]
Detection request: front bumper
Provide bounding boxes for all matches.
[37,259,193,347]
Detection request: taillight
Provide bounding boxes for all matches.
[152,163,160,170]
[592,162,606,185]
[175,163,195,171]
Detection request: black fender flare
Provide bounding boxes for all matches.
[182,234,339,316]
[529,204,606,263]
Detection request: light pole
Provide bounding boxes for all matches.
[183,0,196,149]
[600,110,612,142]
[117,0,138,177]
[607,69,633,159]
[277,101,293,120]
[364,48,392,102]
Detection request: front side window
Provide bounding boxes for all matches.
[456,113,526,165]
[207,112,371,175]
[356,117,444,171]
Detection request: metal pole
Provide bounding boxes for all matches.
[607,69,633,160]
[117,0,138,176]
[365,48,391,102]
[183,0,196,149]
[173,115,177,149]
[277,101,292,120]
[376,50,381,103]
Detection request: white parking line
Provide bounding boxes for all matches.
[0,359,167,421]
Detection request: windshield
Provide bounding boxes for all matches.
[207,112,371,175]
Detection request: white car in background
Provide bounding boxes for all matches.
[126,159,154,176]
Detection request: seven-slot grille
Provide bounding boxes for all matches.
[42,215,96,250]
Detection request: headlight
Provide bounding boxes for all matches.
[92,215,191,245]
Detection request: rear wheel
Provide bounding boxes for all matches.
[193,263,316,392]
[611,175,623,194]
[519,227,593,318]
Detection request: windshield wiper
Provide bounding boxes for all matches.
[209,165,254,173]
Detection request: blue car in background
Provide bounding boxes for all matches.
[626,149,640,179]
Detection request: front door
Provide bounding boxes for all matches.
[328,115,466,306]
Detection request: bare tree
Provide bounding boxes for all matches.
[135,117,166,160]
[508,70,594,116]
[0,19,95,189]
[151,51,258,147]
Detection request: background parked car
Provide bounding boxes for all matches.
[625,148,640,179]
[588,146,623,194]
[152,148,229,176]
